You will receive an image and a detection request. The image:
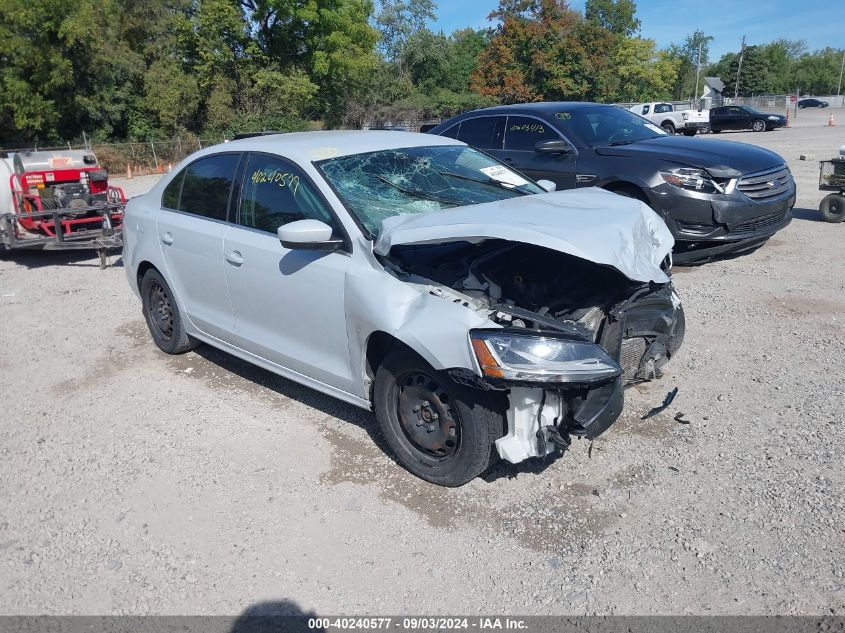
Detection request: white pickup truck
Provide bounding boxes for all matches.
[628,102,709,136]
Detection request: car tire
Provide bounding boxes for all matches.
[661,122,675,135]
[682,129,697,137]
[710,128,721,134]
[820,193,845,223]
[373,348,506,486]
[751,119,766,132]
[140,268,199,354]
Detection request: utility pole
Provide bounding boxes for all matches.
[837,48,845,99]
[734,35,746,100]
[693,40,703,105]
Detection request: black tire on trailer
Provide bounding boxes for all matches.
[751,119,767,132]
[373,348,506,486]
[819,193,845,223]
[140,268,199,354]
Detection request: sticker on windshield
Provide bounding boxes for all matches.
[480,165,529,187]
[646,123,667,135]
[554,112,572,120]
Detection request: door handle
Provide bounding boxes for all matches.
[225,250,244,266]
[161,232,174,246]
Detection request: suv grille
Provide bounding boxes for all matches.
[731,209,789,236]
[737,165,791,199]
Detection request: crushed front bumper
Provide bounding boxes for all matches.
[494,283,684,464]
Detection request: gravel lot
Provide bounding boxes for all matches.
[1,108,843,616]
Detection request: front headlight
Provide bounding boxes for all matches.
[767,115,779,121]
[470,330,621,384]
[659,167,725,194]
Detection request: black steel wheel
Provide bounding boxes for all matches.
[140,268,198,354]
[395,370,460,459]
[820,193,845,223]
[373,348,506,486]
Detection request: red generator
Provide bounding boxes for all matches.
[1,149,125,265]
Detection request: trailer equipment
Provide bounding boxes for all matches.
[0,149,125,267]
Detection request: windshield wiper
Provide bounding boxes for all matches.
[438,170,533,194]
[375,176,459,206]
[604,139,637,146]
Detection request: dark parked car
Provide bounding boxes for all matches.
[709,105,787,132]
[797,98,829,108]
[428,102,795,262]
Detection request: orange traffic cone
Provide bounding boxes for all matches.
[126,164,132,179]
[156,163,164,174]
[828,114,836,127]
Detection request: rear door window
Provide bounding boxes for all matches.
[641,105,650,115]
[457,117,505,150]
[238,153,338,234]
[178,153,241,221]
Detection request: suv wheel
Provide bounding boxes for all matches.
[140,268,199,354]
[373,349,505,486]
[751,119,766,132]
[661,122,675,135]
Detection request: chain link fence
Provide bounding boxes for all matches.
[0,138,225,176]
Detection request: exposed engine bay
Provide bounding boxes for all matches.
[382,239,685,462]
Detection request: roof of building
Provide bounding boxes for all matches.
[704,77,725,93]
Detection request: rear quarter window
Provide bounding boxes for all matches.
[161,170,185,209]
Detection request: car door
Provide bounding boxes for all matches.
[222,152,355,393]
[156,153,241,342]
[728,106,748,130]
[493,115,577,190]
[709,107,726,130]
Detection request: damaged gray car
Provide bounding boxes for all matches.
[123,131,685,486]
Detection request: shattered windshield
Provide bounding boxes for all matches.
[317,145,544,237]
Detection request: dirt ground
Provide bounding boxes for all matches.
[1,108,843,616]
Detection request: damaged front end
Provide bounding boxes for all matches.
[384,239,685,464]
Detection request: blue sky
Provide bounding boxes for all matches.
[429,0,845,62]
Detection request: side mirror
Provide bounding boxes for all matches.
[536,179,557,192]
[277,219,343,251]
[535,139,572,155]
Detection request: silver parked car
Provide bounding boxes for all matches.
[124,131,685,486]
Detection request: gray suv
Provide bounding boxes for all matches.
[429,103,796,263]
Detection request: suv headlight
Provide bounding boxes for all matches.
[470,330,621,384]
[660,167,725,194]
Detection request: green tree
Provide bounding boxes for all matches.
[584,0,640,36]
[375,0,436,64]
[613,38,679,102]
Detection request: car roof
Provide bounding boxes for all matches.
[453,102,619,116]
[209,130,463,163]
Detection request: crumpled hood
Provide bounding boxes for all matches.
[595,136,785,178]
[374,187,674,284]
